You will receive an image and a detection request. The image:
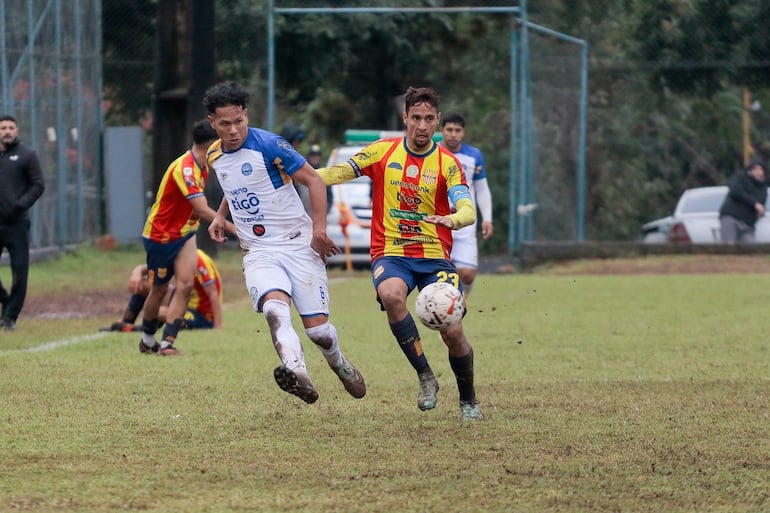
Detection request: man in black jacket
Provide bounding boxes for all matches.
[719,158,767,244]
[0,115,45,331]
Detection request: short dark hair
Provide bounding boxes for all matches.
[192,119,218,145]
[202,81,250,114]
[280,122,305,143]
[404,86,440,113]
[0,114,17,124]
[441,112,465,128]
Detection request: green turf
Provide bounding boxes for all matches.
[1,246,768,512]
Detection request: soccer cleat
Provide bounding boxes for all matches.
[273,366,319,404]
[138,339,160,354]
[417,371,440,411]
[459,400,484,421]
[1,319,15,331]
[330,357,366,398]
[101,321,141,333]
[158,343,180,356]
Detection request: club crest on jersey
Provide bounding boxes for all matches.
[241,163,253,176]
[406,165,419,178]
[421,168,438,186]
[252,224,265,236]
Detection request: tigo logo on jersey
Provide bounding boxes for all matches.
[241,163,253,176]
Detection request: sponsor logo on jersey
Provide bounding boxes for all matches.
[398,223,422,234]
[252,224,265,236]
[405,164,419,178]
[230,188,260,215]
[241,162,253,176]
[387,162,402,170]
[390,209,425,221]
[278,139,293,153]
[393,236,433,246]
[396,190,422,209]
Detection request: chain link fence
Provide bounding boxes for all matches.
[1,0,102,249]
[6,1,766,252]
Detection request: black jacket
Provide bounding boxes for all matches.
[0,138,45,224]
[719,167,767,227]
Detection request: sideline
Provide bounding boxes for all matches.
[0,332,109,356]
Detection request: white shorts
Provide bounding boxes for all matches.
[450,226,478,269]
[242,247,330,317]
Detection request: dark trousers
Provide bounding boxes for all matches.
[0,220,31,322]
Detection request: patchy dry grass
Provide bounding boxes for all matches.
[1,247,769,512]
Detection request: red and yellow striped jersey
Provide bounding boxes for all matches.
[187,249,222,322]
[188,249,221,321]
[143,150,208,242]
[348,137,467,261]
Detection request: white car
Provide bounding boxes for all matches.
[642,185,770,243]
[324,143,372,268]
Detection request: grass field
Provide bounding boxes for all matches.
[1,246,769,512]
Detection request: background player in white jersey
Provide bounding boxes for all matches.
[440,112,493,298]
[203,80,365,405]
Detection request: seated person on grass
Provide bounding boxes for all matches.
[101,249,222,332]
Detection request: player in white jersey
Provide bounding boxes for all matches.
[203,80,366,404]
[440,112,493,298]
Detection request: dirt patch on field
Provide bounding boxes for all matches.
[19,255,770,320]
[23,274,247,321]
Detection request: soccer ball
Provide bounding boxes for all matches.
[414,282,465,331]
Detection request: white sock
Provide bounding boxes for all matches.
[305,322,344,368]
[262,299,306,373]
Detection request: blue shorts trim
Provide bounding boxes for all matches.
[371,256,463,295]
[143,233,195,285]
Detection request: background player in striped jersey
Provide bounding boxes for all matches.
[440,112,494,299]
[204,81,365,405]
[103,249,223,332]
[138,120,236,356]
[317,87,483,420]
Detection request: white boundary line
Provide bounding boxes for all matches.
[0,332,109,356]
[0,276,356,357]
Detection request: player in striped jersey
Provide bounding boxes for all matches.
[138,120,235,356]
[203,81,365,405]
[103,249,222,332]
[317,87,483,420]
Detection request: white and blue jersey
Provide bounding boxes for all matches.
[449,143,487,241]
[207,127,312,252]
